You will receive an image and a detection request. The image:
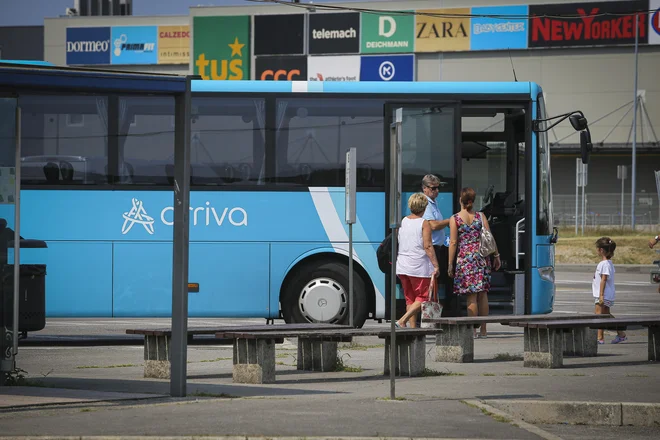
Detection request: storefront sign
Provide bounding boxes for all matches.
[471,5,528,51]
[254,14,305,55]
[361,12,415,54]
[193,16,250,80]
[66,27,111,65]
[308,56,360,82]
[415,8,471,52]
[111,26,158,65]
[650,0,660,44]
[309,13,360,55]
[158,25,190,64]
[255,56,307,80]
[359,55,414,81]
[529,1,649,48]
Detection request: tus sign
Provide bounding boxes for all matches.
[66,27,111,65]
[193,16,250,80]
[361,12,415,53]
[121,198,248,235]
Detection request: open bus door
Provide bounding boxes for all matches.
[384,102,461,319]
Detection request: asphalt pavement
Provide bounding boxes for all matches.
[0,268,659,440]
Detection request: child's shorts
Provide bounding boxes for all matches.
[595,298,614,307]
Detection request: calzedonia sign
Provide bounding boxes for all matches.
[309,13,360,55]
[529,0,649,48]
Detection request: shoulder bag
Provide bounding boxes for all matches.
[479,213,497,257]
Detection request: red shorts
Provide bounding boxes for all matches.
[398,274,431,306]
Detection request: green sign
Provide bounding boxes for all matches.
[193,16,250,80]
[361,12,414,54]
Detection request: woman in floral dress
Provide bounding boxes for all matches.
[448,188,501,338]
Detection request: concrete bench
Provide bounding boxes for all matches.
[427,314,610,363]
[508,317,660,369]
[126,323,350,379]
[215,327,444,384]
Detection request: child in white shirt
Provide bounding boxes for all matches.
[593,237,626,344]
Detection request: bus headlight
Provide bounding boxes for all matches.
[538,266,555,284]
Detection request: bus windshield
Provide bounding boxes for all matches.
[537,93,553,236]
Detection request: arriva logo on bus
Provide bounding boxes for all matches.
[121,198,247,235]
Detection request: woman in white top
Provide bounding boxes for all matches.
[396,193,439,328]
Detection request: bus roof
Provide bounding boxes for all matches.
[192,80,541,97]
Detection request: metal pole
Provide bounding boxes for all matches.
[390,226,397,399]
[12,106,21,358]
[581,182,586,236]
[171,76,192,397]
[621,174,625,228]
[575,159,579,235]
[348,223,353,328]
[631,12,639,229]
[389,109,402,400]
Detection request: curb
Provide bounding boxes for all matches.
[462,400,562,440]
[484,399,660,427]
[557,264,655,274]
[0,437,511,440]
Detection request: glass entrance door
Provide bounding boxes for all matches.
[0,96,19,374]
[384,102,460,317]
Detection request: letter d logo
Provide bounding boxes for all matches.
[379,16,396,38]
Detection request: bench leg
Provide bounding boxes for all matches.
[524,328,563,368]
[232,338,276,384]
[435,324,474,363]
[563,327,599,357]
[384,335,426,377]
[144,335,171,379]
[649,326,660,362]
[297,339,338,372]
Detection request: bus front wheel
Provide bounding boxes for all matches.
[282,261,368,328]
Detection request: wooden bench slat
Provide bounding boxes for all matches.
[509,317,660,329]
[424,313,608,325]
[215,328,443,340]
[127,323,351,336]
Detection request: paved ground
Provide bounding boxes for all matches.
[0,268,659,439]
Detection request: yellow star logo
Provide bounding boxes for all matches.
[228,37,245,57]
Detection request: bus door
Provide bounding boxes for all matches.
[461,104,529,315]
[384,102,461,318]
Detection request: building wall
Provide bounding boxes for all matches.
[0,26,44,60]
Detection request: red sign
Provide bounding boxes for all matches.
[529,1,649,48]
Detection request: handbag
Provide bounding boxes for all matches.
[421,273,443,328]
[479,213,497,257]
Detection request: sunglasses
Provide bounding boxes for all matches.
[426,186,440,191]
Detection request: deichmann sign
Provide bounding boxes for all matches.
[158,25,190,64]
[256,56,307,80]
[361,12,415,53]
[415,8,471,52]
[193,16,250,80]
[650,0,660,44]
[254,14,305,55]
[529,1,649,48]
[309,13,360,55]
[66,27,111,65]
[471,5,528,51]
[111,26,158,65]
[359,55,414,81]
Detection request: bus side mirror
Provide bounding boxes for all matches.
[569,114,588,131]
[580,130,593,164]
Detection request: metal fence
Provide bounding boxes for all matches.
[554,193,659,227]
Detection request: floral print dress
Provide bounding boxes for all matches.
[453,212,491,295]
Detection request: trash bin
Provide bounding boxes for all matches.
[1,239,47,333]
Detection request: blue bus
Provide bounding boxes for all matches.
[12,79,592,327]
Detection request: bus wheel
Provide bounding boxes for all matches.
[282,261,368,328]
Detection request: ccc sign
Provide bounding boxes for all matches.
[260,69,302,80]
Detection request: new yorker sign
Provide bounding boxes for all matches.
[361,12,415,54]
[529,0,648,48]
[309,13,360,55]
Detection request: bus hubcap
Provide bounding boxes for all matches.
[298,277,347,323]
